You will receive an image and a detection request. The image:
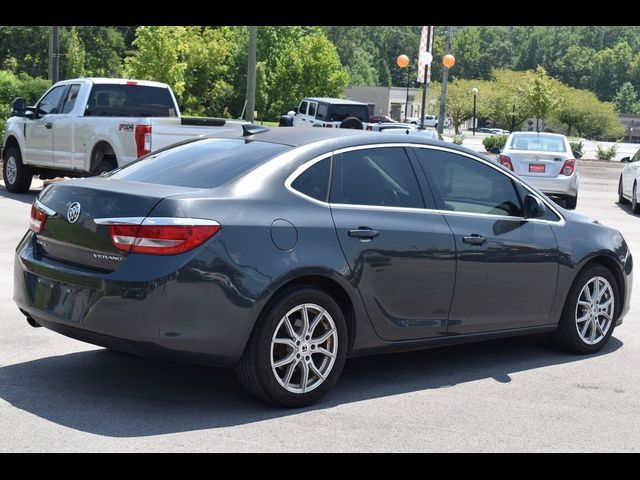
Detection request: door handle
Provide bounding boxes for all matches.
[45,122,53,129]
[348,228,379,240]
[462,235,487,245]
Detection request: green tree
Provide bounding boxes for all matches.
[268,32,349,118]
[613,81,638,114]
[124,26,189,100]
[64,27,85,79]
[76,27,125,77]
[520,66,560,132]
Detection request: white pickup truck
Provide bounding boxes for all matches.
[2,77,245,193]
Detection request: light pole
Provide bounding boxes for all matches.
[396,54,410,122]
[471,87,478,135]
[510,95,517,133]
[631,127,634,143]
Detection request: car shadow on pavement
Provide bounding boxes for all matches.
[0,334,623,437]
[0,185,40,204]
[616,201,638,217]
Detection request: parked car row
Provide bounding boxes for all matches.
[477,127,510,135]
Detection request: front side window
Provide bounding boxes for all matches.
[38,86,66,115]
[416,148,523,217]
[299,101,309,115]
[291,158,331,202]
[331,147,424,208]
[61,84,81,114]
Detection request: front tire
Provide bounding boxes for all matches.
[3,147,33,193]
[618,176,629,204]
[632,183,640,214]
[235,287,348,407]
[551,265,619,354]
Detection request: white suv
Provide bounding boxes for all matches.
[280,97,370,130]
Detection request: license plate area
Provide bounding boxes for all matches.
[28,274,92,322]
[529,163,545,173]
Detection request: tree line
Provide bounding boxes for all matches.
[1,26,639,134]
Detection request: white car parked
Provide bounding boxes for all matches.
[618,149,640,213]
[495,132,580,209]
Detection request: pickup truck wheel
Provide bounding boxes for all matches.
[93,156,117,176]
[3,147,33,193]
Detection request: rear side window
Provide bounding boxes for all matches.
[110,138,291,188]
[61,84,81,114]
[85,84,176,117]
[316,103,328,120]
[331,147,424,208]
[291,158,331,202]
[308,102,317,118]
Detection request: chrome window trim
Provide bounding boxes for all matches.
[94,217,219,226]
[34,198,56,216]
[284,142,565,225]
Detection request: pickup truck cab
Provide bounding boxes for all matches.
[2,77,244,193]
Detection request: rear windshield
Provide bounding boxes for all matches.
[109,138,291,188]
[85,84,176,117]
[320,104,369,123]
[509,134,567,153]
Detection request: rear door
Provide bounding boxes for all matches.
[414,146,559,334]
[329,145,456,341]
[53,84,82,170]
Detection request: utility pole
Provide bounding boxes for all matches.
[437,26,452,135]
[49,26,60,84]
[246,26,257,123]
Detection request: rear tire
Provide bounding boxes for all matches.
[93,155,117,176]
[2,147,32,193]
[551,264,618,354]
[618,176,629,204]
[632,183,640,214]
[235,287,348,407]
[565,194,577,210]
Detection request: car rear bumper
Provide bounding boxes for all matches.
[13,231,263,366]
[520,173,579,197]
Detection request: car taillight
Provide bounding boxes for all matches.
[561,158,576,176]
[135,124,152,158]
[29,205,49,233]
[323,124,332,128]
[108,223,220,255]
[366,125,372,131]
[499,155,514,171]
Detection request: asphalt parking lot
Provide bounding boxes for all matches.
[0,161,639,452]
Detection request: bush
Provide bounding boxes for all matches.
[453,134,464,145]
[595,142,618,161]
[570,140,584,157]
[482,134,508,152]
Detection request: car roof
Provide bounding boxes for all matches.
[303,97,367,106]
[199,126,475,156]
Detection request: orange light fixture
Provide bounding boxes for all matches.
[442,54,456,68]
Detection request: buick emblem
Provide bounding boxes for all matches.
[67,202,81,224]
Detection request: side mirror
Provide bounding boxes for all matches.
[11,97,26,117]
[489,146,501,154]
[572,150,583,159]
[621,156,631,163]
[524,194,547,219]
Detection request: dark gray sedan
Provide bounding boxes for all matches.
[14,126,633,407]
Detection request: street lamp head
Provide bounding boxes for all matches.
[396,54,410,69]
[442,54,456,68]
[472,87,479,96]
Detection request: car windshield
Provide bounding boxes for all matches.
[509,134,567,153]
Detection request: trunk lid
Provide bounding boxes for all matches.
[35,178,196,271]
[508,150,570,178]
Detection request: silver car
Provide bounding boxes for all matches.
[498,132,579,209]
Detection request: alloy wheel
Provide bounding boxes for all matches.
[575,276,615,345]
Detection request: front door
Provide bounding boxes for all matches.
[414,147,559,334]
[24,85,67,166]
[330,146,456,341]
